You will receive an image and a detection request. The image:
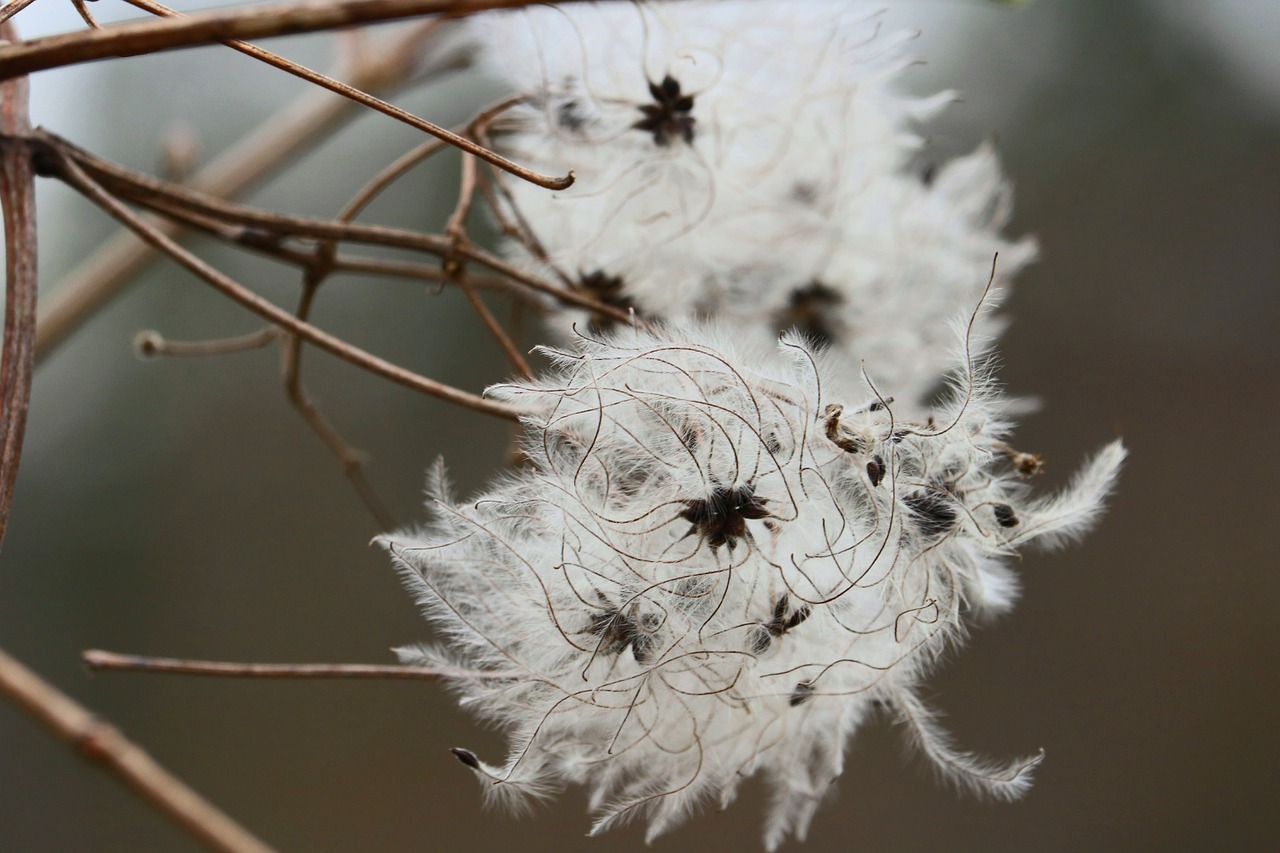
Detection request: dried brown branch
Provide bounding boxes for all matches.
[69,0,101,30]
[448,151,534,378]
[474,123,570,282]
[0,0,38,28]
[272,98,532,520]
[213,230,520,293]
[259,89,534,517]
[444,98,537,377]
[49,1,568,72]
[35,16,463,361]
[280,279,397,530]
[83,649,507,681]
[33,130,636,324]
[120,0,570,191]
[268,129,452,529]
[0,21,34,546]
[476,164,562,279]
[134,327,281,358]
[50,146,523,420]
[0,0,591,79]
[0,649,278,853]
[338,137,449,224]
[458,270,532,377]
[0,26,275,852]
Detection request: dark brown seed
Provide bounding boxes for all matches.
[450,748,481,769]
[679,483,770,551]
[993,503,1019,528]
[789,681,815,707]
[634,74,696,146]
[782,604,812,633]
[577,269,635,333]
[631,630,658,665]
[866,455,885,487]
[823,404,865,454]
[557,99,585,130]
[904,490,957,538]
[773,280,843,347]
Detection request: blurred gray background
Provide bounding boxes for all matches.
[2,1,1277,850]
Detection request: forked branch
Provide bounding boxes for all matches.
[119,0,572,191]
[35,16,465,359]
[0,649,277,853]
[0,0,584,91]
[0,27,275,853]
[47,146,523,419]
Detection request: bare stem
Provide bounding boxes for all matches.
[54,148,523,420]
[69,0,100,30]
[34,130,634,325]
[134,327,280,358]
[280,280,397,530]
[0,648,277,853]
[0,0,582,120]
[35,17,463,361]
[0,21,35,546]
[337,137,449,224]
[0,0,38,28]
[120,0,570,190]
[83,649,507,681]
[449,152,533,378]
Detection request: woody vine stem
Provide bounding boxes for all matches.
[0,2,617,850]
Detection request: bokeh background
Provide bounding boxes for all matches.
[2,1,1277,850]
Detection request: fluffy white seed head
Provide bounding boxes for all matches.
[473,2,949,313]
[763,144,1039,404]
[383,325,1123,848]
[471,2,1035,404]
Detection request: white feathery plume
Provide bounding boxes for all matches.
[382,324,1124,848]
[471,1,1036,405]
[764,144,1039,404]
[472,1,950,318]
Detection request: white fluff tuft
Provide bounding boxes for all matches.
[472,1,1035,406]
[383,325,1123,846]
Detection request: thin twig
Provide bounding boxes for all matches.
[280,280,397,530]
[0,0,577,79]
[459,273,532,377]
[0,0,38,28]
[35,17,463,361]
[445,98,536,377]
[34,130,635,324]
[474,123,569,282]
[448,152,533,378]
[134,327,280,358]
[337,137,449,224]
[275,129,455,530]
[476,164,556,274]
[119,0,570,191]
[69,0,100,30]
[0,20,35,547]
[0,648,277,853]
[83,649,507,681]
[0,28,274,852]
[53,148,523,420]
[325,254,515,292]
[200,222,522,293]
